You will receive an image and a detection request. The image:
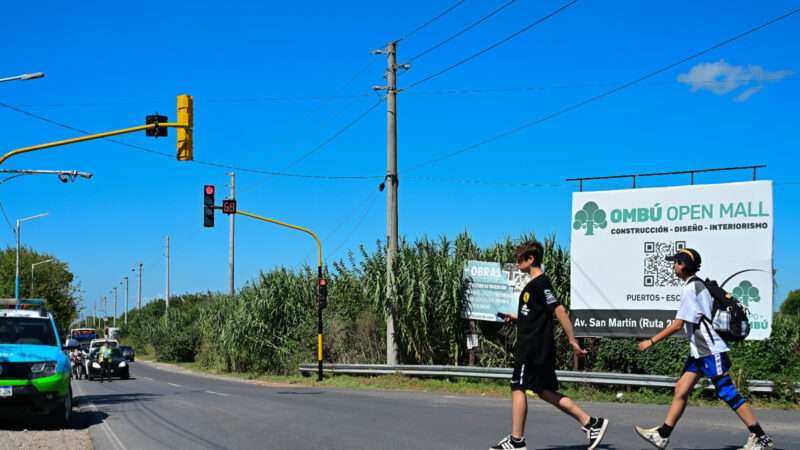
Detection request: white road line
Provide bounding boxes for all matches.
[141,376,154,381]
[167,382,182,387]
[73,382,128,450]
[204,390,230,397]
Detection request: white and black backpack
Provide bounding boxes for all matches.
[690,277,750,343]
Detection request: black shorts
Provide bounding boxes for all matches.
[511,360,558,393]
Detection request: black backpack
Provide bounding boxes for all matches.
[691,277,751,342]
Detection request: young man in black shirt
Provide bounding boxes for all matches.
[490,241,609,450]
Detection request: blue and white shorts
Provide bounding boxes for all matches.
[683,352,731,378]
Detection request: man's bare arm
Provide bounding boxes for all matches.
[638,319,684,351]
[554,304,587,355]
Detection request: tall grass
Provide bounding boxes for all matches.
[119,231,800,404]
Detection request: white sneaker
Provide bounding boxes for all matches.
[739,433,758,450]
[634,425,669,450]
[739,433,775,450]
[489,434,527,450]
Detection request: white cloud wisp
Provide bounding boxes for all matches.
[677,59,793,102]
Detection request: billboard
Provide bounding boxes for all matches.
[463,261,530,322]
[570,181,773,339]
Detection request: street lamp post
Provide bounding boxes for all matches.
[124,276,129,326]
[0,72,45,84]
[113,286,118,328]
[0,169,92,185]
[30,258,55,296]
[15,213,48,301]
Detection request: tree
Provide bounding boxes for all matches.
[573,201,607,236]
[0,246,80,336]
[780,289,800,317]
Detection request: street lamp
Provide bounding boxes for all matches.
[30,258,55,296]
[0,72,45,84]
[0,169,93,185]
[15,212,48,301]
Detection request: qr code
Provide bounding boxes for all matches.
[643,241,685,287]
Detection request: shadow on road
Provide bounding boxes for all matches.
[674,447,790,450]
[76,391,160,407]
[533,445,616,450]
[0,391,160,431]
[276,391,324,395]
[673,447,738,450]
[0,407,108,431]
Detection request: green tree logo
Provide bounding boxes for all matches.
[732,280,760,306]
[573,201,607,236]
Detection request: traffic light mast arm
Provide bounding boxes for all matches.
[0,122,187,165]
[234,208,326,382]
[235,210,323,268]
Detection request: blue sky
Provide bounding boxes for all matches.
[1,0,798,317]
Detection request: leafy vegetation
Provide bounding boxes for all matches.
[118,232,799,404]
[0,246,80,335]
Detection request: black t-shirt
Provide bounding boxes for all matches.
[515,274,562,365]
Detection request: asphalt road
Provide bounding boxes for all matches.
[70,362,799,450]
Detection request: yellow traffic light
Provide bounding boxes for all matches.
[177,94,193,161]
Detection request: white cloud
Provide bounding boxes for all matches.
[677,59,793,101]
[734,86,762,103]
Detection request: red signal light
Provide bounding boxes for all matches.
[205,185,215,195]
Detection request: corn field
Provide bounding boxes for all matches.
[121,232,569,372]
[119,231,800,398]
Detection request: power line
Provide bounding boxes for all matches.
[279,97,386,171]
[22,76,798,109]
[401,0,468,42]
[404,175,566,188]
[406,5,800,172]
[0,201,15,238]
[0,100,383,181]
[235,93,386,196]
[235,94,386,193]
[405,0,579,90]
[407,0,519,62]
[329,190,381,260]
[16,94,376,109]
[272,60,378,164]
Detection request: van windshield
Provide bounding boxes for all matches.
[0,317,57,346]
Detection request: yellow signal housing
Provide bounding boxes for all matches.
[177,94,193,161]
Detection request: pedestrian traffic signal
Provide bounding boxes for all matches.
[318,278,328,309]
[177,94,193,161]
[222,199,237,215]
[204,185,215,227]
[145,114,168,137]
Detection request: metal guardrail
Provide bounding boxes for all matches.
[298,363,800,394]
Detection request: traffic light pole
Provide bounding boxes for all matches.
[233,210,326,381]
[0,94,193,165]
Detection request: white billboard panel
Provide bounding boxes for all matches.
[570,181,773,339]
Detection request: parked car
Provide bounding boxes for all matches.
[119,345,135,362]
[89,338,118,353]
[0,299,73,426]
[86,347,130,380]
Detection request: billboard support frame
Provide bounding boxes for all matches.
[566,165,766,192]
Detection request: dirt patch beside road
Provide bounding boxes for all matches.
[0,428,92,450]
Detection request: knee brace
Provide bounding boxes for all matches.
[713,375,746,411]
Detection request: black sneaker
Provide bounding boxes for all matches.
[582,417,609,450]
[489,434,527,450]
